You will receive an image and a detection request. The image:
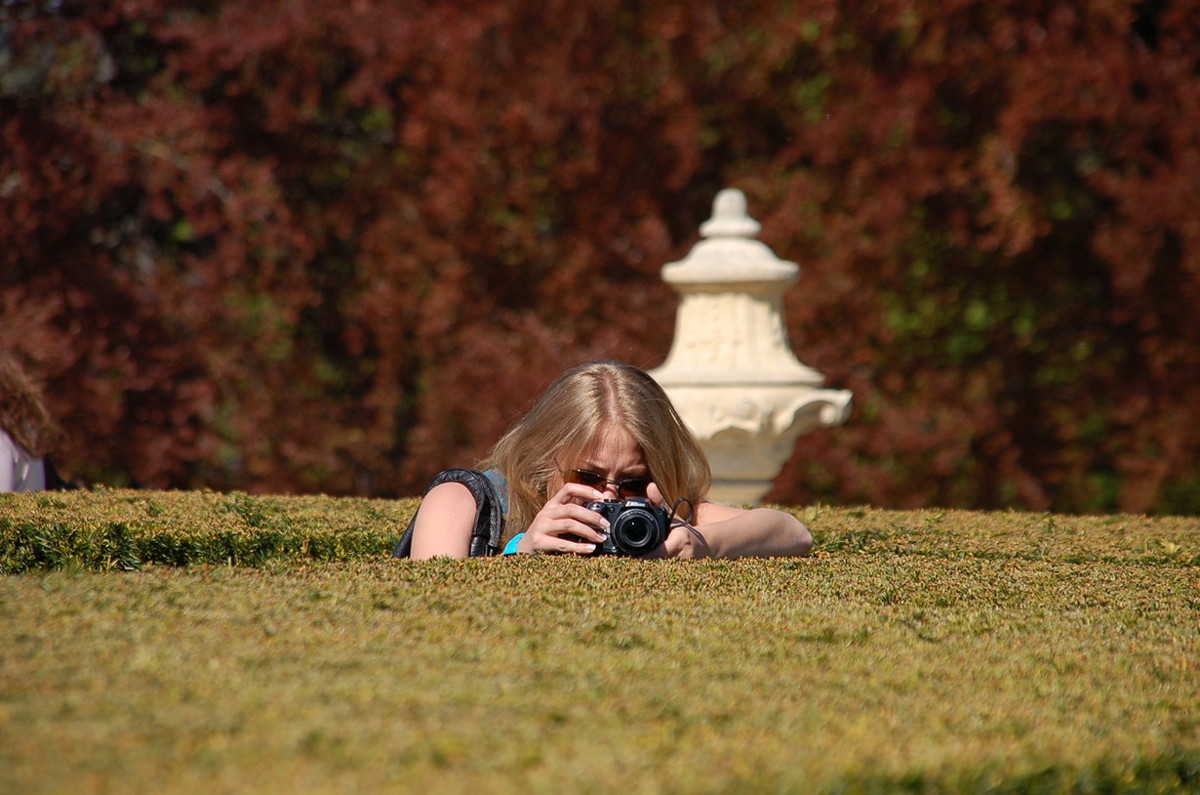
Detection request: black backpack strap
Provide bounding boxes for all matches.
[393,468,506,558]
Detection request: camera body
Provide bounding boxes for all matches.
[584,498,671,556]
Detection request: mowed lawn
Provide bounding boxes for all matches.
[1,495,1198,793]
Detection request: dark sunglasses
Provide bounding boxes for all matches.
[567,469,652,498]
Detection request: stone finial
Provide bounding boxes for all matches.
[700,188,762,238]
[660,190,797,288]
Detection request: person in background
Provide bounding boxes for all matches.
[0,352,64,492]
[404,359,813,560]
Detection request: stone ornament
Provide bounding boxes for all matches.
[650,189,852,506]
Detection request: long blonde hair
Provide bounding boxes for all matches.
[480,360,711,537]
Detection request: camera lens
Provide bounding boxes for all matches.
[612,508,664,554]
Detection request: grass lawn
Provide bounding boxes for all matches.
[1,495,1198,793]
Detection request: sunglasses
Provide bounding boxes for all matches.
[567,469,652,498]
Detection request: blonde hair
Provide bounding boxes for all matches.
[480,360,711,538]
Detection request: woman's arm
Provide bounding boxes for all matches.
[660,500,813,559]
[409,481,812,560]
[408,482,477,559]
[410,480,610,558]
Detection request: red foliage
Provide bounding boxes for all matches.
[3,0,1199,513]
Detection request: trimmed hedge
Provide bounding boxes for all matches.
[4,488,1199,573]
[3,491,1199,792]
[808,504,1200,567]
[0,488,417,573]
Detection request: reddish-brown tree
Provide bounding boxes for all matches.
[2,0,1198,513]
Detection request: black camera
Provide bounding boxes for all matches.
[584,498,671,556]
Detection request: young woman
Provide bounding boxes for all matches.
[407,360,812,559]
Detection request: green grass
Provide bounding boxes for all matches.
[1,491,1199,793]
[0,488,411,572]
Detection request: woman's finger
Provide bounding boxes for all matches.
[524,535,601,555]
[548,481,605,506]
[518,519,607,554]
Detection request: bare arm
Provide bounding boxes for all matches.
[410,480,610,559]
[408,482,477,559]
[408,481,811,560]
[659,500,813,559]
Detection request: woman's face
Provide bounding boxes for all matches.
[550,423,650,499]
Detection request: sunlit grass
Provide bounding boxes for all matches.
[1,491,1198,792]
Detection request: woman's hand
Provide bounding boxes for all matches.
[658,519,713,559]
[516,482,610,555]
[642,484,712,560]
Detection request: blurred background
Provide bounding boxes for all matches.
[2,0,1198,514]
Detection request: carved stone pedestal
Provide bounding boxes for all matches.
[650,189,852,505]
